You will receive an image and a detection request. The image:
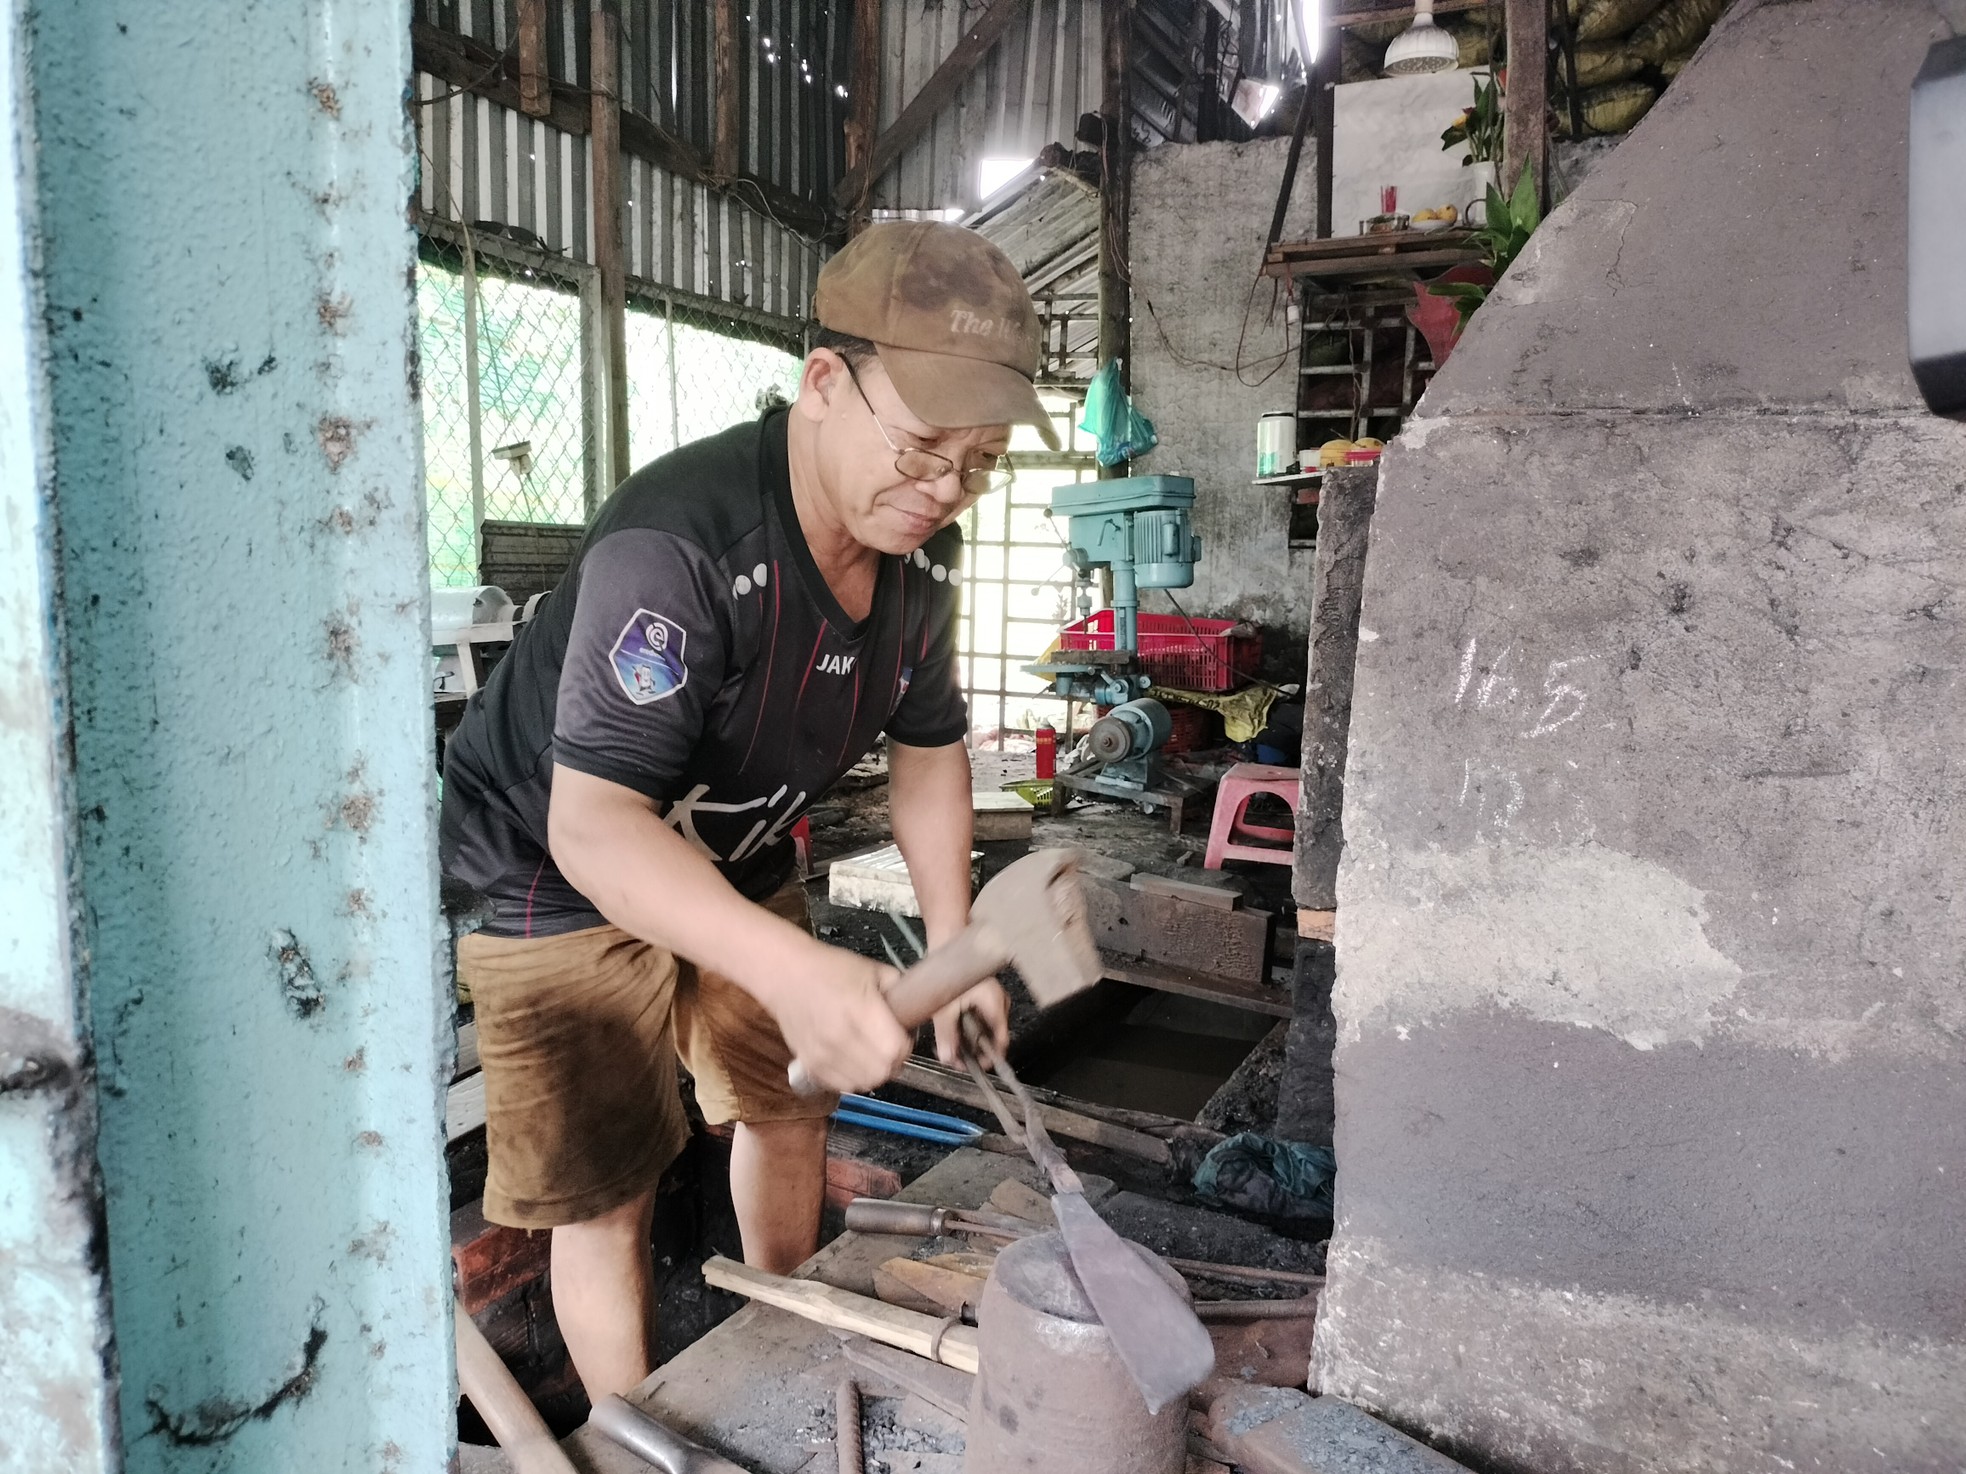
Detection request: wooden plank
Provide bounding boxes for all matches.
[839,1337,974,1423]
[454,1019,480,1078]
[1295,464,1376,910]
[1269,228,1475,259]
[896,1057,1206,1141]
[447,1070,486,1142]
[1296,909,1336,943]
[1099,0,1132,390]
[589,2,630,490]
[986,1177,1055,1225]
[1503,0,1548,205]
[712,0,738,178]
[516,0,550,117]
[1261,246,1486,283]
[1209,1387,1474,1474]
[1100,956,1293,1019]
[842,0,882,234]
[831,0,1035,207]
[874,1256,990,1319]
[891,1064,1174,1166]
[701,1256,981,1373]
[1082,874,1273,983]
[1131,872,1242,910]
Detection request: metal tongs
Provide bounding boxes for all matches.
[953,1009,1215,1413]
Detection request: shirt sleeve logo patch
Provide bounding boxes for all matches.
[610,610,689,706]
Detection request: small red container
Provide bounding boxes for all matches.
[1034,723,1057,779]
[1058,610,1260,694]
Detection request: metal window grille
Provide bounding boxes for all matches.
[415,225,804,590]
[958,397,1099,748]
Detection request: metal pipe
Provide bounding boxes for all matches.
[462,231,485,559]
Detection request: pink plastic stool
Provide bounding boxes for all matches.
[1204,762,1301,869]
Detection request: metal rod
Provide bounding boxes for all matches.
[462,230,485,561]
[836,1378,863,1474]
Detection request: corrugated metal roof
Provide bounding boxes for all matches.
[412,0,839,324]
[873,0,1105,214]
[966,167,1102,387]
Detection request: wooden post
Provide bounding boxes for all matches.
[589,1,630,494]
[516,0,549,118]
[1293,463,1378,910]
[843,0,882,236]
[1502,0,1547,204]
[462,233,485,564]
[712,0,739,179]
[1312,21,1337,239]
[1098,0,1132,401]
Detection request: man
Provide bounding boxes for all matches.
[439,222,1061,1400]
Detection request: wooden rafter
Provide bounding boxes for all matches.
[831,0,1035,208]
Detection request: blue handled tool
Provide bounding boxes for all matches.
[831,1093,984,1146]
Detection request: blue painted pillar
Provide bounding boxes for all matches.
[20,2,452,1470]
[0,0,116,1463]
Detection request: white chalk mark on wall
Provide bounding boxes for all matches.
[1525,657,1598,739]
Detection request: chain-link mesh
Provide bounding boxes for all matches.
[624,302,803,467]
[417,239,477,587]
[416,231,804,591]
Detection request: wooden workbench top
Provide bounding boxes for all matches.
[560,1148,1058,1474]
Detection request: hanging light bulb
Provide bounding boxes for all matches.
[1383,0,1460,75]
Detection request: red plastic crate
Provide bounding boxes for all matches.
[1058,610,1259,693]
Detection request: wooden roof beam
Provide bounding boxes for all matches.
[832,0,1035,208]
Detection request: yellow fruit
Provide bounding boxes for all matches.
[1441,204,1459,222]
[1318,439,1355,468]
[1354,437,1385,451]
[1413,208,1438,221]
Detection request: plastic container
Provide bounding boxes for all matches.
[1034,722,1057,779]
[1059,610,1260,693]
[1256,411,1295,478]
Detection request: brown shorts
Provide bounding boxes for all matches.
[456,883,839,1229]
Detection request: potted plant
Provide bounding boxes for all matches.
[1440,69,1504,199]
[1408,160,1541,362]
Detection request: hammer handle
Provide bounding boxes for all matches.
[788,926,1007,1096]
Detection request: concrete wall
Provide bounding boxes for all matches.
[1130,137,1318,662]
[6,3,454,1469]
[1313,4,1966,1472]
[1331,71,1486,235]
[1127,80,1480,664]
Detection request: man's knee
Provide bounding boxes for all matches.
[740,1116,828,1149]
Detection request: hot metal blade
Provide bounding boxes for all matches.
[1052,1190,1216,1414]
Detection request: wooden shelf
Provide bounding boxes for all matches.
[1264,229,1483,284]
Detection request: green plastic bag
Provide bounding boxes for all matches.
[1079,359,1157,468]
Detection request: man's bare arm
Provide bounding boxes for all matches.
[887,738,1009,1063]
[547,764,909,1092]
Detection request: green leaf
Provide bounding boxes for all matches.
[1508,161,1541,232]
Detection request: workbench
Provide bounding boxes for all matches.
[558,1148,1058,1474]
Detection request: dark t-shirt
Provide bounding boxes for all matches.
[440,410,968,936]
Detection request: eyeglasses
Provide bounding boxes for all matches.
[844,360,1015,498]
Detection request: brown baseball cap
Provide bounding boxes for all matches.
[813,221,1060,450]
